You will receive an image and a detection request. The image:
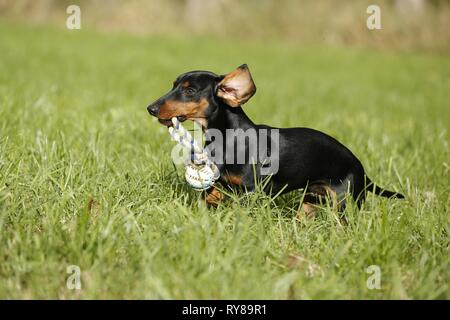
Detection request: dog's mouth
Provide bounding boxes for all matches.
[158,119,173,126]
[158,115,187,127]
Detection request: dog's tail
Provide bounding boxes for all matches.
[366,178,405,199]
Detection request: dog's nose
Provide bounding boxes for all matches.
[147,104,159,116]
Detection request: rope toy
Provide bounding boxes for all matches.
[168,117,220,191]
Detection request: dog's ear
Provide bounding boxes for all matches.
[216,64,256,107]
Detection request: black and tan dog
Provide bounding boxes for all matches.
[147,64,404,212]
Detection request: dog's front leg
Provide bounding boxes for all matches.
[202,185,224,207]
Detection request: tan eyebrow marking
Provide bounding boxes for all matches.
[182,81,190,88]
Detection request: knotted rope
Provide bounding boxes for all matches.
[168,117,220,191]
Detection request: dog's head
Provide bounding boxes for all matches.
[147,64,256,128]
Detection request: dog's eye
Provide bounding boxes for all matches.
[184,87,196,96]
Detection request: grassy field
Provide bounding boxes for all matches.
[0,23,449,299]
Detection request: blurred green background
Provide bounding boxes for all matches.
[1,0,450,54]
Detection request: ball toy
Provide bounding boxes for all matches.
[168,117,220,191]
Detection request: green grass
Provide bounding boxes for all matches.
[0,23,449,299]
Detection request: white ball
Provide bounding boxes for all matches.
[185,164,215,191]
